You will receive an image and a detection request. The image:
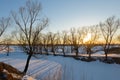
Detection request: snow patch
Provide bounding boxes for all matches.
[91,46,104,52]
[22,75,36,80]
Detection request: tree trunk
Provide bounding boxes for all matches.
[105,44,111,60]
[7,45,10,56]
[88,48,91,59]
[63,47,65,56]
[76,47,78,57]
[23,53,32,73]
[88,51,91,59]
[105,50,108,60]
[45,47,48,55]
[52,46,56,56]
[104,45,108,60]
[38,46,42,54]
[40,46,42,54]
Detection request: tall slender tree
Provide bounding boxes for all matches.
[61,31,68,56]
[69,28,82,57]
[12,0,48,73]
[83,26,99,59]
[48,32,57,55]
[0,17,10,53]
[0,17,10,38]
[100,16,120,60]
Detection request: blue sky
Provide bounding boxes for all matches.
[0,0,120,32]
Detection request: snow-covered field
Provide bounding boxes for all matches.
[45,55,120,80]
[0,46,120,80]
[0,46,62,80]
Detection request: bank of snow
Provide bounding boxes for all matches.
[1,46,120,80]
[0,50,62,80]
[42,55,120,80]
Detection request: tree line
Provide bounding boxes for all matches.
[0,0,120,74]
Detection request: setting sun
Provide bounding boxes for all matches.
[83,33,91,43]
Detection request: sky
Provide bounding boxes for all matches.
[0,0,120,33]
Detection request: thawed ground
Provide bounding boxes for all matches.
[0,46,120,80]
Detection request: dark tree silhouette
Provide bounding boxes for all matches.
[69,28,82,57]
[12,0,48,73]
[0,17,10,38]
[48,32,57,55]
[61,31,68,56]
[82,26,99,59]
[100,16,120,60]
[0,17,10,53]
[3,35,13,56]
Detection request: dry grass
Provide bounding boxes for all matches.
[108,47,120,54]
[0,62,24,80]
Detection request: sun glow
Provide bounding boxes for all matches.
[83,33,91,43]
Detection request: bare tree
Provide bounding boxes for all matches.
[69,27,82,57]
[42,32,58,55]
[37,33,43,54]
[100,16,120,60]
[83,26,99,59]
[0,17,10,53]
[117,35,120,42]
[3,35,13,56]
[42,33,50,55]
[61,31,68,56]
[12,0,48,73]
[55,32,62,54]
[48,32,57,55]
[0,17,10,38]
[69,28,77,55]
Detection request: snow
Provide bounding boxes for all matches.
[91,46,104,52]
[45,55,120,80]
[78,46,87,54]
[0,46,62,80]
[56,48,63,53]
[22,75,36,80]
[0,46,120,80]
